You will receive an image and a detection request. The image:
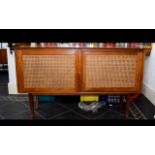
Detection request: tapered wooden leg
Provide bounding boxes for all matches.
[120,95,123,113]
[125,95,133,119]
[28,93,35,119]
[35,95,39,110]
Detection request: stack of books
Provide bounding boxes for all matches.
[38,42,150,49]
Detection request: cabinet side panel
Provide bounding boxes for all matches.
[15,50,25,92]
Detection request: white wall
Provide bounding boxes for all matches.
[7,47,18,94]
[0,43,18,94]
[142,43,155,105]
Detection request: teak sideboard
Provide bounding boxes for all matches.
[15,47,145,118]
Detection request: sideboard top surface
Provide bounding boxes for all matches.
[14,47,145,50]
[14,47,145,54]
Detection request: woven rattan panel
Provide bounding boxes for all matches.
[85,54,137,88]
[23,55,75,88]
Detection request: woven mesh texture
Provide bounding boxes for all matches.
[23,55,75,88]
[85,54,137,88]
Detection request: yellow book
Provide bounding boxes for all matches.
[93,43,97,48]
[80,95,99,102]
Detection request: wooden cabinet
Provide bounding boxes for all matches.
[15,48,145,95]
[0,51,2,64]
[0,49,7,65]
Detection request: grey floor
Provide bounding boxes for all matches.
[0,69,155,120]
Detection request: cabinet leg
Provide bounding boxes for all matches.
[28,94,35,119]
[125,95,132,119]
